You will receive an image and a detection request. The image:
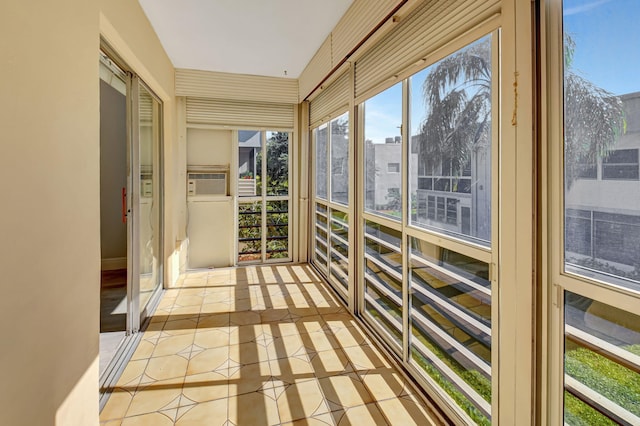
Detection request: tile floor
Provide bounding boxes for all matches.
[100,264,444,426]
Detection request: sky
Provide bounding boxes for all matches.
[564,0,640,96]
[363,0,639,143]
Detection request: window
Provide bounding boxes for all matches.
[364,82,403,220]
[602,149,639,180]
[387,162,400,173]
[331,113,349,205]
[315,124,328,200]
[237,131,290,263]
[408,35,493,246]
[312,112,350,299]
[559,1,640,424]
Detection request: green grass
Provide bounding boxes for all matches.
[412,348,491,426]
[564,344,640,424]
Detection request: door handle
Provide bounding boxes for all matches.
[122,187,127,223]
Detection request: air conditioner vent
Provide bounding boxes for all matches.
[187,172,228,196]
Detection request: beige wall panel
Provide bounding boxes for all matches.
[332,0,400,63]
[355,0,501,98]
[176,69,298,104]
[187,129,233,167]
[187,98,295,129]
[299,37,333,102]
[0,0,100,424]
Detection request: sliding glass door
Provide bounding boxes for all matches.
[237,130,291,264]
[547,1,640,424]
[135,80,163,324]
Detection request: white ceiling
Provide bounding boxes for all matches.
[138,0,354,79]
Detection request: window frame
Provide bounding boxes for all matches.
[544,1,640,424]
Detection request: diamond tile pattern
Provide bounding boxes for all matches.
[100,264,442,425]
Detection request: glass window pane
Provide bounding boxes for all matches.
[564,292,640,425]
[138,85,162,313]
[238,202,261,262]
[238,130,261,197]
[409,35,493,246]
[364,83,403,220]
[563,0,640,291]
[330,113,349,205]
[266,131,288,196]
[315,124,328,200]
[330,209,349,293]
[266,200,288,259]
[364,220,403,349]
[314,203,329,271]
[409,237,492,424]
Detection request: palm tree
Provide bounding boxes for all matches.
[417,36,491,177]
[417,34,625,189]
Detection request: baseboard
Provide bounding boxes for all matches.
[101,257,127,271]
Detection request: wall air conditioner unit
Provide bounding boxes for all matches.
[187,165,229,196]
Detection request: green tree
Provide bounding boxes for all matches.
[417,35,625,189]
[256,132,289,195]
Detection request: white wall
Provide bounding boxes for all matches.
[0,1,101,424]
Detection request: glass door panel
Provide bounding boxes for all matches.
[238,201,262,262]
[558,2,640,424]
[266,200,289,260]
[137,83,162,317]
[237,130,291,264]
[409,238,492,424]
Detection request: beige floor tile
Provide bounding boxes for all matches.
[175,294,204,307]
[323,312,358,331]
[100,389,133,422]
[309,348,352,378]
[193,328,230,349]
[175,398,227,425]
[331,326,370,348]
[228,361,271,396]
[100,420,123,426]
[186,347,229,375]
[229,341,270,365]
[197,313,229,329]
[266,333,307,360]
[277,378,329,423]
[166,307,201,320]
[182,371,228,403]
[200,302,232,314]
[228,324,265,345]
[116,359,148,387]
[131,340,155,361]
[152,334,194,358]
[104,265,441,426]
[230,310,262,326]
[229,391,281,426]
[121,412,175,426]
[341,345,391,371]
[358,368,410,401]
[269,356,315,384]
[319,374,374,409]
[288,306,320,317]
[264,320,303,338]
[301,330,340,353]
[333,403,390,425]
[145,354,189,381]
[283,412,335,425]
[125,377,184,417]
[376,396,440,426]
[260,308,292,323]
